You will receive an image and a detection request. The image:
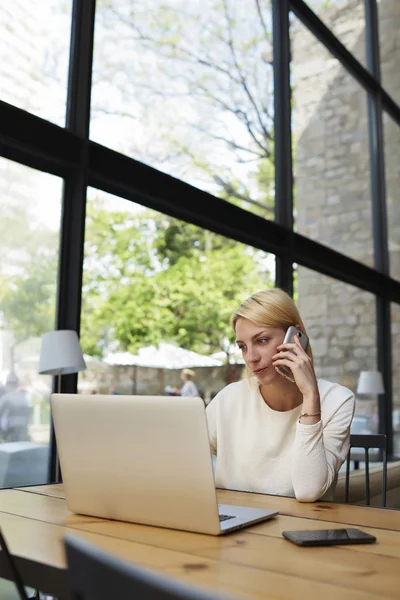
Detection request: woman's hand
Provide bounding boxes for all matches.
[272,334,320,419]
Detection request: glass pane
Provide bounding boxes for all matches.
[79,188,275,403]
[291,18,374,268]
[304,1,366,67]
[392,303,400,456]
[0,158,62,488]
[91,0,274,219]
[295,265,378,433]
[383,112,400,281]
[379,0,400,106]
[0,0,72,126]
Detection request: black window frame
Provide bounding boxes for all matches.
[0,0,399,478]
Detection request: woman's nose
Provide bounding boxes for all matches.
[246,346,260,363]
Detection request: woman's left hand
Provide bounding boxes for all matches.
[272,334,319,399]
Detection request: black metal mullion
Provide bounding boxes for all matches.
[275,253,294,297]
[365,0,381,80]
[365,0,388,276]
[0,101,81,175]
[376,298,393,456]
[87,140,400,303]
[65,0,96,136]
[272,0,294,295]
[49,0,96,483]
[364,0,393,456]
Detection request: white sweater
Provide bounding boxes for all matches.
[206,378,355,502]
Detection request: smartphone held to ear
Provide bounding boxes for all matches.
[275,326,309,382]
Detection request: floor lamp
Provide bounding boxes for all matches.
[39,330,87,482]
[357,370,385,433]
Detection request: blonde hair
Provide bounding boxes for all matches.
[231,288,313,361]
[181,368,195,379]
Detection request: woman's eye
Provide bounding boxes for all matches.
[258,338,269,344]
[237,344,245,352]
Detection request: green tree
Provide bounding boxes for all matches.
[83,1,277,356]
[81,198,272,358]
[0,235,58,374]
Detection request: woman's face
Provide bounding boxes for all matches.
[235,318,286,385]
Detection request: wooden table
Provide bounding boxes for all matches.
[1,485,400,600]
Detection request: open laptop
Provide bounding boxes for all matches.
[51,394,278,535]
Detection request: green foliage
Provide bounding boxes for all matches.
[81,199,272,357]
[0,201,59,354]
[1,251,57,345]
[1,263,55,342]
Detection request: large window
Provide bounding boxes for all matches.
[291,17,374,268]
[296,265,378,431]
[91,0,275,219]
[0,0,72,126]
[378,0,400,107]
[306,1,366,67]
[79,189,274,401]
[392,302,400,455]
[383,112,400,281]
[0,158,62,488]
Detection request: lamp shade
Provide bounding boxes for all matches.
[357,370,384,395]
[38,330,86,375]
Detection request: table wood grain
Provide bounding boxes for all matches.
[20,484,400,531]
[1,484,399,600]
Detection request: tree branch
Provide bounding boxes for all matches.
[222,0,273,144]
[254,0,270,41]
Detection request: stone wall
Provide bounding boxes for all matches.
[292,0,400,449]
[78,359,243,405]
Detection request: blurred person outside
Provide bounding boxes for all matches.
[0,374,32,442]
[180,369,200,397]
[108,387,120,395]
[164,385,180,396]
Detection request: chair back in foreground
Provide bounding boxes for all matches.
[345,434,387,507]
[65,534,234,600]
[0,527,30,600]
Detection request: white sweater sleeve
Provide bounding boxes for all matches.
[291,387,355,502]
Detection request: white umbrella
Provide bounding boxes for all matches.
[105,343,222,369]
[103,352,140,367]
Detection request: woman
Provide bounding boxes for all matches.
[206,288,355,502]
[180,369,200,397]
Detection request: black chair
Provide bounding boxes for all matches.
[65,534,233,600]
[345,434,387,507]
[0,527,30,600]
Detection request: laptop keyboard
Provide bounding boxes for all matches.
[219,513,235,522]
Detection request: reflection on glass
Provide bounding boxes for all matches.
[291,16,373,268]
[378,0,400,106]
[392,303,400,456]
[0,0,72,126]
[0,158,62,488]
[79,188,275,403]
[295,265,378,430]
[91,0,274,218]
[383,112,400,282]
[304,0,366,66]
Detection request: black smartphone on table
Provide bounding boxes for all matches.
[282,528,376,547]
